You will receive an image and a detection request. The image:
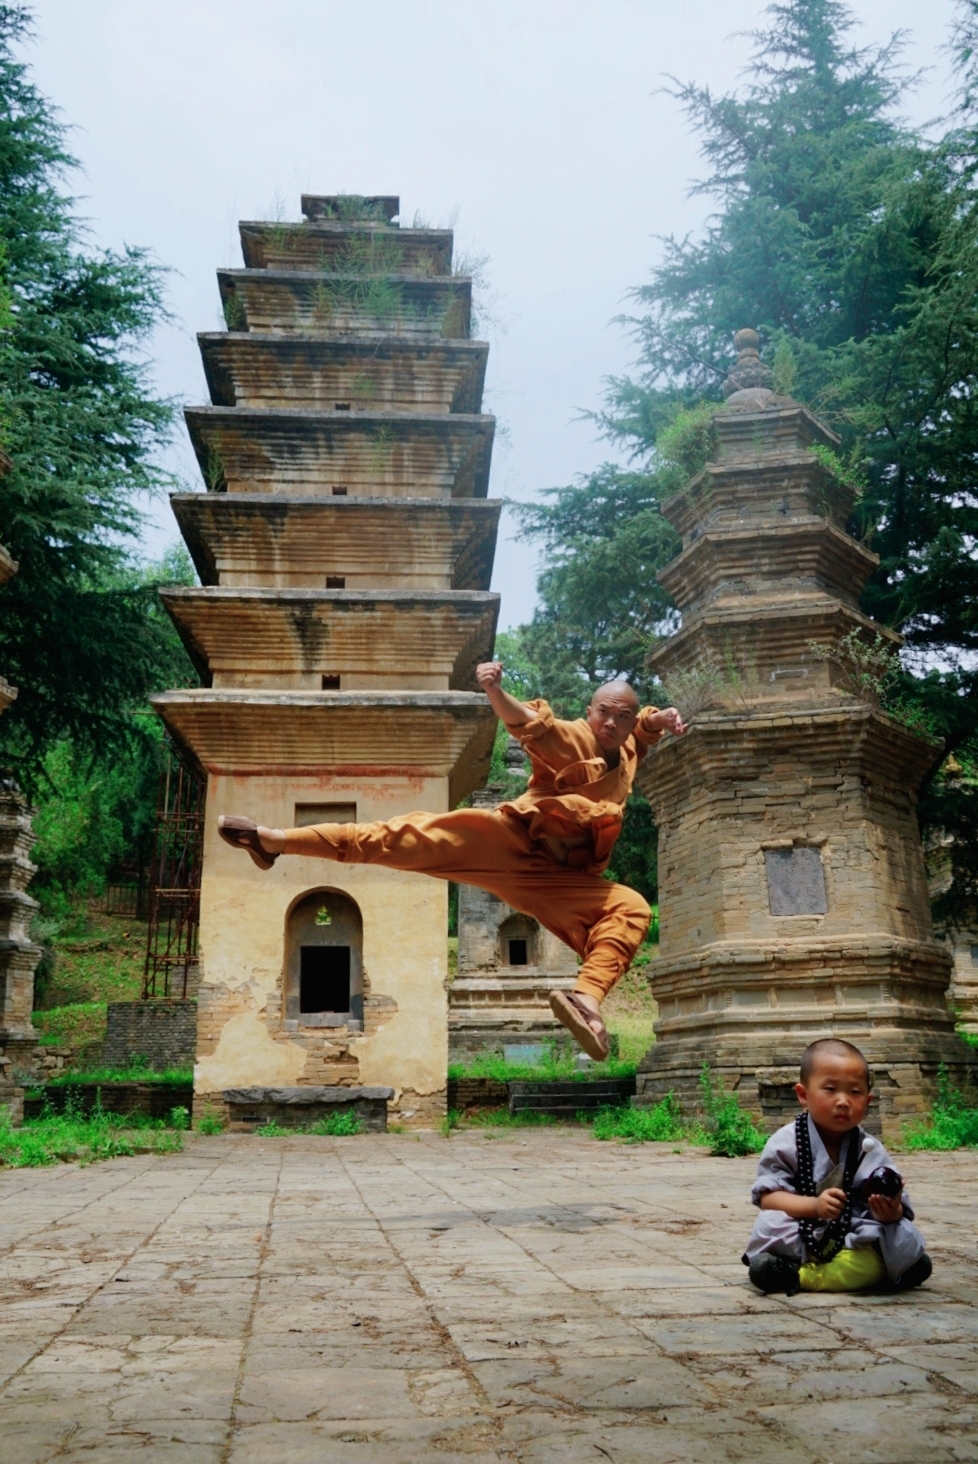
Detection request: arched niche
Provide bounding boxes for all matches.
[497,912,539,969]
[285,889,364,1029]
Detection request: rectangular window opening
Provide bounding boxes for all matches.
[300,945,350,1013]
[508,939,528,967]
[295,802,357,826]
[335,402,351,411]
[321,673,341,690]
[326,575,346,589]
[332,486,348,496]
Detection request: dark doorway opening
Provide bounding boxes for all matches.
[508,938,528,966]
[300,945,350,1012]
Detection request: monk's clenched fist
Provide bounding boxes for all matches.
[476,661,504,690]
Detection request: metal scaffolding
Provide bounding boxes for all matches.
[142,742,205,1000]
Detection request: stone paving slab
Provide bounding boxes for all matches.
[0,1132,975,1462]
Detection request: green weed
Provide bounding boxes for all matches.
[309,1110,360,1136]
[254,1119,289,1137]
[592,1095,686,1143]
[195,1110,224,1136]
[903,1064,978,1151]
[697,1064,766,1157]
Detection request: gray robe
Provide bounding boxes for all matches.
[745,1114,926,1282]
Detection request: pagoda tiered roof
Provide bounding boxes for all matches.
[218,269,471,339]
[654,370,893,704]
[161,587,499,691]
[159,191,499,807]
[184,407,494,498]
[171,495,500,590]
[198,333,488,413]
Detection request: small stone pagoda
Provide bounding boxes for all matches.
[154,195,500,1125]
[0,449,40,1107]
[636,330,976,1138]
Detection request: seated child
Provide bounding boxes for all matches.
[743,1038,932,1296]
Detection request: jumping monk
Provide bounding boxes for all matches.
[217,663,687,1059]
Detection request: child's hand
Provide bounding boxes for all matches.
[476,662,504,690]
[815,1187,846,1220]
[867,1193,904,1224]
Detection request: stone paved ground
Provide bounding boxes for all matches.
[1,1131,977,1464]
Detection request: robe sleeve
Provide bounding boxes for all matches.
[501,700,590,772]
[751,1123,800,1207]
[633,707,663,761]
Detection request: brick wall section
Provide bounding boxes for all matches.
[102,1001,197,1071]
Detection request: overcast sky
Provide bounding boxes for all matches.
[27,0,959,629]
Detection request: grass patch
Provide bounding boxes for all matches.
[195,1110,224,1135]
[0,1099,185,1167]
[43,1061,193,1087]
[903,1065,978,1151]
[442,1107,563,1133]
[254,1111,362,1138]
[591,1068,765,1155]
[448,1052,636,1083]
[31,1001,107,1056]
[35,905,148,1011]
[593,1095,686,1143]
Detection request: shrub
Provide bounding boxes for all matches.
[310,1109,360,1136]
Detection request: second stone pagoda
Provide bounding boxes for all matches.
[154,195,500,1126]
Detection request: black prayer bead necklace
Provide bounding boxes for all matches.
[795,1110,862,1264]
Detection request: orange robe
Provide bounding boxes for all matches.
[282,700,662,1001]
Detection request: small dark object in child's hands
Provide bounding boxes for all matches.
[856,1165,903,1202]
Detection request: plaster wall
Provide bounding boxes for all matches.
[194,769,449,1126]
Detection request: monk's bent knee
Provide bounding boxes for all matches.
[573,884,651,1004]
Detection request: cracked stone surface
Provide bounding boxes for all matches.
[0,1132,975,1462]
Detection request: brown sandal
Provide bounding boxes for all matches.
[549,990,610,1061]
[218,815,279,871]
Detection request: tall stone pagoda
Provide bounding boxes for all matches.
[636,330,976,1137]
[0,448,40,1108]
[154,194,500,1125]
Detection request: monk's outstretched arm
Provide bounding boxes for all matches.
[475,661,539,727]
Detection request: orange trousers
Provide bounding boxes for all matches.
[283,808,651,1002]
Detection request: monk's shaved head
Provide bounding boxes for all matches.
[592,679,639,709]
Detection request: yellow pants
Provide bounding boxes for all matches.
[283,808,651,1002]
[799,1247,886,1292]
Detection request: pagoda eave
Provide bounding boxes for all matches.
[170,493,501,590]
[657,519,880,608]
[184,406,494,498]
[159,588,499,688]
[218,269,472,340]
[198,332,488,414]
[151,689,497,801]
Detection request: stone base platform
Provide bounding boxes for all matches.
[222,1085,393,1132]
[448,970,577,1061]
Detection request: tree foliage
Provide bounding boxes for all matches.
[0,5,194,784]
[508,0,978,922]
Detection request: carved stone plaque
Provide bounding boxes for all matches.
[764,847,827,916]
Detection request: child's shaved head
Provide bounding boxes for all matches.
[800,1038,872,1089]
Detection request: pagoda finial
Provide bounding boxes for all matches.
[722,328,773,401]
